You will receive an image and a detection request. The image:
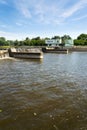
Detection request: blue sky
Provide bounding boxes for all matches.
[0,0,87,40]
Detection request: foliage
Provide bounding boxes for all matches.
[0,33,87,46]
[60,35,72,46]
[74,34,87,46]
[0,37,6,46]
[77,34,87,40]
[52,36,60,39]
[0,46,10,49]
[61,35,71,40]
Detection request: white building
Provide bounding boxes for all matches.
[45,38,74,47]
[64,39,74,47]
[45,39,60,46]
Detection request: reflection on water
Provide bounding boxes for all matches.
[0,52,87,130]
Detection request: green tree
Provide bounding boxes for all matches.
[7,40,14,46]
[44,37,50,40]
[77,34,87,40]
[74,39,85,46]
[74,34,87,46]
[61,35,71,41]
[13,40,19,46]
[32,37,40,41]
[23,37,30,46]
[60,35,72,47]
[52,36,60,39]
[0,37,6,46]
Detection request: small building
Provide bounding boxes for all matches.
[45,39,60,46]
[64,39,74,47]
[45,38,74,47]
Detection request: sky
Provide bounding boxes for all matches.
[0,0,87,40]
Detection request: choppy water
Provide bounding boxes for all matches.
[0,52,87,130]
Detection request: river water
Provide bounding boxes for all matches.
[0,52,87,130]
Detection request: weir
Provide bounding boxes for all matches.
[0,50,9,59]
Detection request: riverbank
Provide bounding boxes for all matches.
[0,46,87,60]
[42,46,87,53]
[66,46,87,52]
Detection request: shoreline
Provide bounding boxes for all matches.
[65,46,87,52]
[0,46,87,60]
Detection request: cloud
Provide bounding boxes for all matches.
[14,0,63,23]
[14,0,87,25]
[0,31,28,40]
[0,30,43,40]
[0,24,8,28]
[0,0,7,4]
[61,0,87,18]
[16,22,23,26]
[72,14,87,21]
[14,0,32,18]
[20,7,31,18]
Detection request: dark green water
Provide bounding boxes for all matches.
[0,52,87,130]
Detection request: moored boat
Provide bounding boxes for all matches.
[42,47,68,54]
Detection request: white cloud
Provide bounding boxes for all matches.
[72,14,87,21]
[0,31,25,40]
[61,0,87,18]
[14,0,32,18]
[14,0,64,24]
[16,22,23,26]
[0,30,43,40]
[0,0,7,4]
[14,0,87,25]
[0,24,8,28]
[21,8,31,18]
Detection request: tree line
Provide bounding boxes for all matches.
[0,34,87,46]
[74,34,87,46]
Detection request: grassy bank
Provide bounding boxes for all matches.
[0,46,10,50]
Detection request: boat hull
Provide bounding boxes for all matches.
[42,47,68,54]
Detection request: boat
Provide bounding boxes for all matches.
[8,48,43,59]
[42,46,68,54]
